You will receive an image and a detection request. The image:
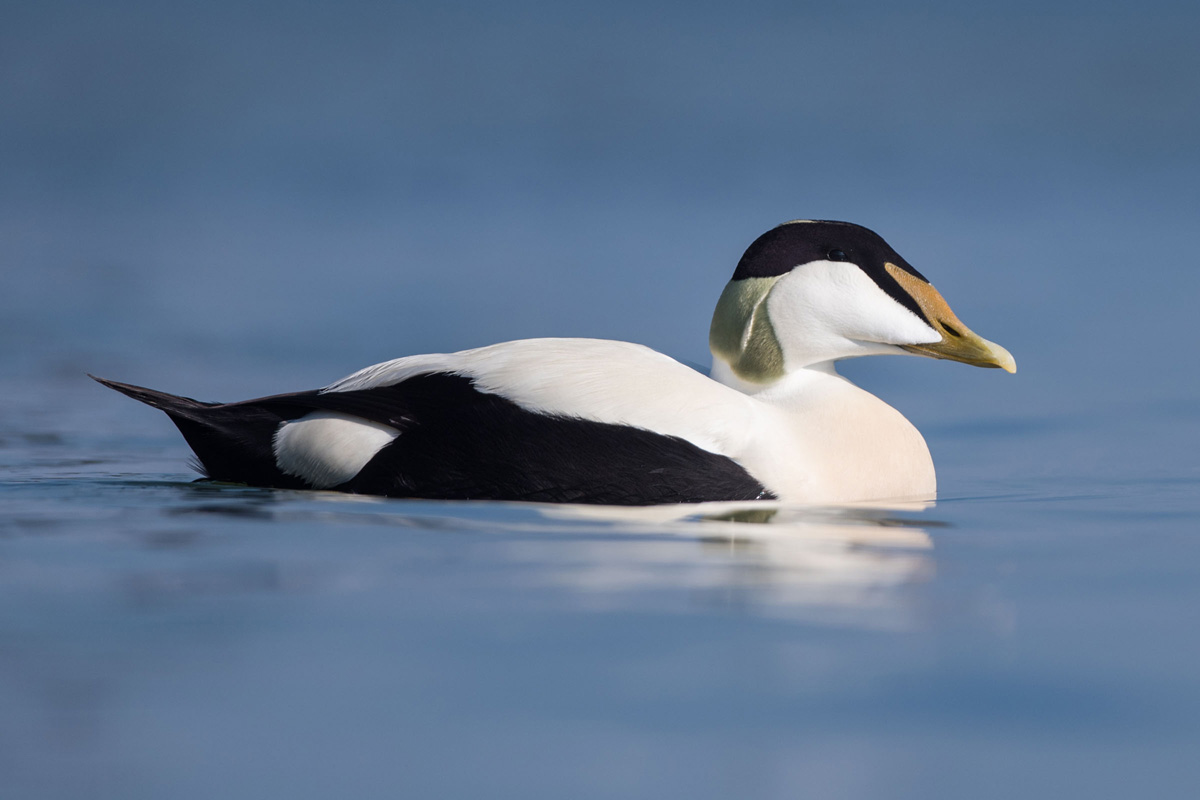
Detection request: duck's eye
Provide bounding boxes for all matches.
[827,249,848,262]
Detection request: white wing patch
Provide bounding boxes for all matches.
[273,412,400,488]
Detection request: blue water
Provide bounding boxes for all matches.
[3,1,1200,797]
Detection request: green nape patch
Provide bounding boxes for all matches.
[708,276,785,384]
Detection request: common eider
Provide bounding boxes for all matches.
[95,220,1014,505]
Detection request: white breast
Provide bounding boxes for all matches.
[737,368,936,503]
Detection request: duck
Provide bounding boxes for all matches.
[94,220,1014,506]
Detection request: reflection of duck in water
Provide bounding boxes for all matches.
[407,499,938,622]
[95,220,1014,505]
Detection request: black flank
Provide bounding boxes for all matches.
[93,373,772,505]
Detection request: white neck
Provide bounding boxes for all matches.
[710,357,842,397]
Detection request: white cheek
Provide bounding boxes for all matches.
[767,262,940,363]
[273,412,400,488]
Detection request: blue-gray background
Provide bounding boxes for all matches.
[3,1,1199,798]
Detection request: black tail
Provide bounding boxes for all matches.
[89,375,216,418]
[91,375,304,488]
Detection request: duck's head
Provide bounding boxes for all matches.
[709,220,1016,385]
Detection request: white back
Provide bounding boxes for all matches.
[325,338,762,458]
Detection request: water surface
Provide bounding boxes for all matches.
[2,381,1198,799]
